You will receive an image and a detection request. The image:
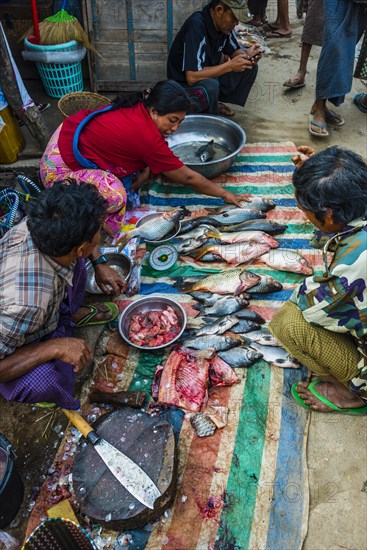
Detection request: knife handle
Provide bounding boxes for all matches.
[61,409,100,444]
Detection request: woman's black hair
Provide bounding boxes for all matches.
[27,179,107,257]
[110,79,192,115]
[292,146,367,226]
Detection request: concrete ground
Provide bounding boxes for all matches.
[1,4,366,549]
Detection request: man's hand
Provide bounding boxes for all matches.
[53,338,93,373]
[94,264,126,295]
[222,190,252,207]
[292,145,316,169]
[245,44,263,65]
[228,53,253,72]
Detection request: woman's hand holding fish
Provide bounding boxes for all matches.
[221,190,252,207]
[94,264,127,295]
[292,146,315,169]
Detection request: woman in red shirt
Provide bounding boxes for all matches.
[40,80,249,237]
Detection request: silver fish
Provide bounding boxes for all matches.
[218,347,263,368]
[226,319,260,334]
[234,309,265,324]
[189,242,272,265]
[190,291,250,306]
[196,295,250,316]
[196,140,215,163]
[125,252,148,297]
[175,224,215,241]
[220,220,287,234]
[174,238,204,253]
[180,268,261,295]
[204,228,279,248]
[257,249,313,275]
[190,413,216,437]
[213,197,276,213]
[196,315,239,337]
[249,342,300,368]
[182,333,251,352]
[246,275,283,294]
[246,329,281,347]
[203,209,266,225]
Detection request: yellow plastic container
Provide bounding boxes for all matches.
[0,106,25,164]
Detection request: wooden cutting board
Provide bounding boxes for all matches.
[72,407,177,530]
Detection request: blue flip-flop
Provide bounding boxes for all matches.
[353,93,367,114]
[308,115,329,137]
[325,109,345,126]
[291,379,367,415]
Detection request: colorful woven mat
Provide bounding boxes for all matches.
[27,142,317,549]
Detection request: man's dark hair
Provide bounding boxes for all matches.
[27,179,107,257]
[293,146,367,226]
[209,1,229,11]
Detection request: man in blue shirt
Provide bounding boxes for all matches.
[167,0,261,116]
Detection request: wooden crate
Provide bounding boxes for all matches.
[82,0,207,92]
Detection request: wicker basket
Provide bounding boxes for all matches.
[58,91,111,118]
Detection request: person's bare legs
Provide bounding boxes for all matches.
[296,375,365,412]
[266,0,292,35]
[289,43,312,86]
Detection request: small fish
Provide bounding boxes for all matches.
[220,220,287,234]
[174,238,204,253]
[189,242,272,265]
[116,208,185,249]
[226,319,260,334]
[246,275,283,294]
[249,342,300,368]
[190,413,217,437]
[196,140,215,163]
[125,252,148,297]
[182,333,250,352]
[195,295,250,316]
[218,347,263,368]
[246,329,281,347]
[235,309,266,324]
[196,315,239,337]
[179,268,261,295]
[190,291,250,306]
[175,224,215,241]
[256,249,313,275]
[205,228,279,248]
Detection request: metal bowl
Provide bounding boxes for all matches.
[118,295,187,350]
[166,114,246,179]
[85,253,132,294]
[135,213,181,245]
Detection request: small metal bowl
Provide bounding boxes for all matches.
[118,295,187,350]
[135,213,181,245]
[85,253,132,294]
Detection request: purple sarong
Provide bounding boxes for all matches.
[0,260,87,409]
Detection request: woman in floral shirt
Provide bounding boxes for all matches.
[270,146,367,415]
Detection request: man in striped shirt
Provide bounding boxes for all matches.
[0,181,125,409]
[167,0,262,116]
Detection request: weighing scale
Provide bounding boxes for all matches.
[148,244,178,272]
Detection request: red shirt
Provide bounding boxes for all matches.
[58,102,183,178]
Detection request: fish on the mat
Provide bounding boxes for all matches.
[174,238,204,254]
[213,197,276,213]
[225,319,260,334]
[116,208,185,249]
[196,139,215,163]
[182,333,251,352]
[246,274,283,294]
[234,309,266,324]
[218,346,263,368]
[195,315,240,337]
[205,228,279,248]
[249,342,301,368]
[187,242,272,265]
[209,355,240,386]
[256,249,313,275]
[175,224,215,241]
[220,219,287,234]
[190,291,251,307]
[202,208,267,225]
[190,413,217,437]
[246,329,281,347]
[125,252,148,297]
[179,268,261,295]
[194,295,250,316]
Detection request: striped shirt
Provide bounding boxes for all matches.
[0,219,75,358]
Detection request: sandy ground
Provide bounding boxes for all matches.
[0,5,366,549]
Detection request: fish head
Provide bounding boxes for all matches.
[299,257,314,275]
[248,349,263,362]
[234,270,261,295]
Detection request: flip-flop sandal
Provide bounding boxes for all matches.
[265,30,292,39]
[308,115,329,138]
[218,102,235,117]
[75,302,119,328]
[291,380,367,415]
[262,22,277,32]
[325,109,345,126]
[353,93,367,114]
[34,402,57,409]
[283,77,305,89]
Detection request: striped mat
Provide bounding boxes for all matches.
[27,142,315,549]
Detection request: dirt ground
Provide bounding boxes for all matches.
[0,4,366,549]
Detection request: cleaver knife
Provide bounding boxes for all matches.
[62,409,161,509]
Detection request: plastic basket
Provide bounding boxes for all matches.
[24,37,84,99]
[58,92,111,118]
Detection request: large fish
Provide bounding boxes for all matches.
[220,219,287,234]
[256,249,313,275]
[190,291,250,306]
[182,333,251,352]
[203,208,266,225]
[196,139,215,163]
[246,274,283,294]
[234,309,266,324]
[195,315,240,337]
[246,329,281,347]
[218,347,263,368]
[174,238,204,254]
[175,225,216,241]
[179,268,261,295]
[225,319,260,333]
[188,242,272,265]
[194,295,250,316]
[205,228,279,248]
[213,197,276,214]
[249,342,301,368]
[116,208,185,249]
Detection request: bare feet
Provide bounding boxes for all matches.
[296,378,365,412]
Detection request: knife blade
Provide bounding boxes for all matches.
[62,409,161,509]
